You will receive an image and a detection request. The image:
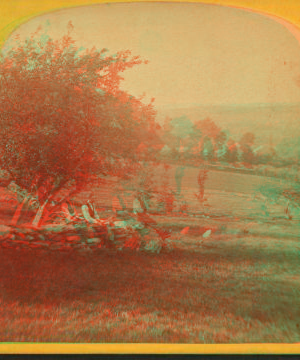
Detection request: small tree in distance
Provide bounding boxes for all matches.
[0,24,159,226]
[239,132,256,167]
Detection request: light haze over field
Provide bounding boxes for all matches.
[5,2,300,108]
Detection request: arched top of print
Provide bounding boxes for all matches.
[3,2,300,108]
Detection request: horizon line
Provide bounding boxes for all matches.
[156,101,300,109]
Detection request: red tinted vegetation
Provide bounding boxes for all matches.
[0,25,160,226]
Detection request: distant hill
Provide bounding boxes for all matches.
[156,103,300,158]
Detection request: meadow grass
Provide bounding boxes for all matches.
[0,226,299,343]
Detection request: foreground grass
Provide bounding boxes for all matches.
[0,226,299,343]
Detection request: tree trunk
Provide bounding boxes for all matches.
[40,208,50,226]
[117,195,126,211]
[31,177,65,227]
[82,205,97,224]
[10,195,29,226]
[93,205,100,219]
[32,197,50,228]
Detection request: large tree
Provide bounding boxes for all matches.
[0,26,158,226]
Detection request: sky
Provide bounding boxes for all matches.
[5,2,300,108]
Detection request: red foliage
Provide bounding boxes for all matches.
[123,234,141,250]
[0,26,160,222]
[194,117,221,140]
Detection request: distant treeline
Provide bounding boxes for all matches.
[157,115,298,168]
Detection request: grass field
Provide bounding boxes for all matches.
[0,167,299,343]
[0,215,299,343]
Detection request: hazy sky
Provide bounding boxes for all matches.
[6,2,300,107]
